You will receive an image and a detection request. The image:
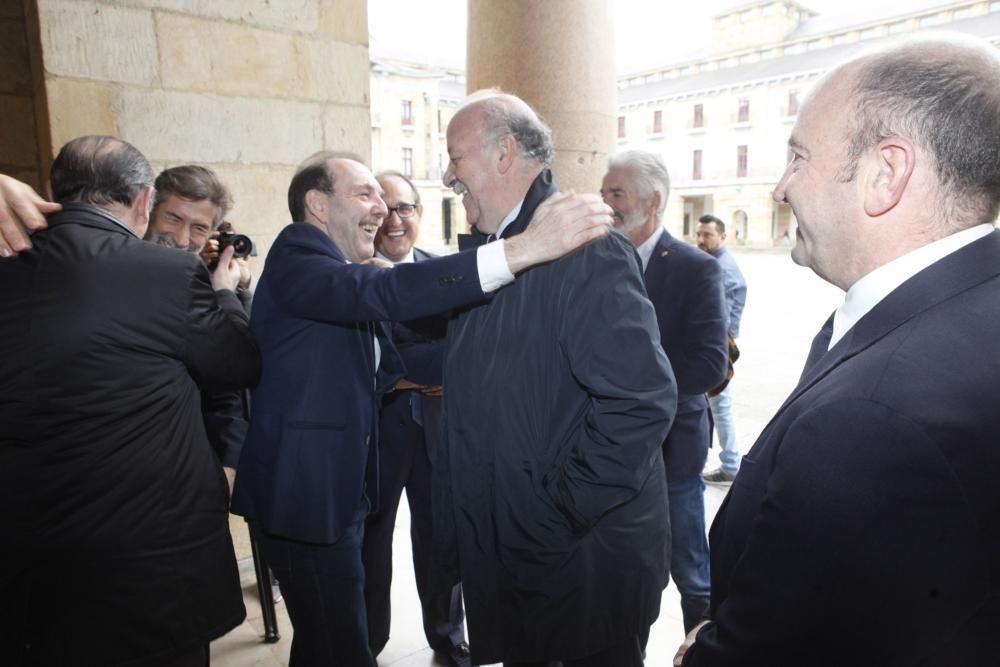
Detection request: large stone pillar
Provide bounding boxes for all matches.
[466,0,615,194]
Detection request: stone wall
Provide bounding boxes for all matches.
[0,2,46,190]
[16,0,372,270]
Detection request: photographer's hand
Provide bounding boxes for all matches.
[235,257,252,290]
[200,233,220,268]
[210,246,241,292]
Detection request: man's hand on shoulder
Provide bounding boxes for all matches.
[504,192,611,274]
[362,256,393,269]
[0,174,60,257]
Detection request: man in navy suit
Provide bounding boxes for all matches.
[230,153,611,666]
[677,37,1000,665]
[601,151,729,634]
[362,170,469,666]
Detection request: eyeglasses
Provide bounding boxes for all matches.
[386,203,418,219]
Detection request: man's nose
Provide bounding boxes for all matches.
[443,165,454,188]
[175,226,190,247]
[372,195,388,219]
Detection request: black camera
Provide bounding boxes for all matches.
[208,231,256,270]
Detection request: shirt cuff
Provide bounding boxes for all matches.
[477,239,515,293]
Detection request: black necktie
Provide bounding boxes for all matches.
[486,233,497,243]
[803,313,835,374]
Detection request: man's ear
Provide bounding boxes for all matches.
[133,185,154,235]
[645,191,662,221]
[496,133,517,175]
[864,135,915,217]
[304,189,327,222]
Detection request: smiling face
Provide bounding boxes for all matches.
[323,159,388,263]
[772,70,862,288]
[443,106,504,234]
[147,193,217,253]
[375,173,422,262]
[600,165,656,247]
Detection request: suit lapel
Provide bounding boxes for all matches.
[642,230,674,288]
[774,230,1000,420]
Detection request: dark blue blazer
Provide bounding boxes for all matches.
[644,230,729,480]
[684,230,1000,665]
[382,246,448,461]
[231,222,486,544]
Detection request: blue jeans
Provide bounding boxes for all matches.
[668,476,711,633]
[251,519,374,667]
[709,383,740,475]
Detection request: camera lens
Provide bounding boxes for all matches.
[231,235,253,258]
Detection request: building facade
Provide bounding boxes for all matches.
[369,0,1000,250]
[369,56,467,255]
[617,0,1000,245]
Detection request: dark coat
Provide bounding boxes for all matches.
[644,231,729,480]
[231,222,487,545]
[435,171,677,664]
[684,230,1000,666]
[0,204,260,665]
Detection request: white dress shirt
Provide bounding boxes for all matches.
[636,226,666,273]
[829,224,994,349]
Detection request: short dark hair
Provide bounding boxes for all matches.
[153,165,232,229]
[376,170,421,205]
[842,39,1000,225]
[50,135,154,207]
[698,214,725,233]
[288,151,366,222]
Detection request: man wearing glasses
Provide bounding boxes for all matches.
[363,170,470,666]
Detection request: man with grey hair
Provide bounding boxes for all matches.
[601,150,729,637]
[0,136,259,665]
[677,36,1000,665]
[231,149,612,666]
[438,92,677,666]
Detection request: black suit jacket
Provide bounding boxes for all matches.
[382,246,447,461]
[438,170,677,663]
[232,222,489,545]
[0,204,260,664]
[684,230,1000,665]
[644,230,729,480]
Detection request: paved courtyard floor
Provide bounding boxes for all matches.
[211,247,844,666]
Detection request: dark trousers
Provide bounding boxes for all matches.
[251,519,373,667]
[503,634,645,667]
[363,393,465,655]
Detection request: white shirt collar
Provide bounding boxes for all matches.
[636,225,666,272]
[375,248,414,265]
[829,224,994,349]
[494,198,525,240]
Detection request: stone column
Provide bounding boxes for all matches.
[466,0,616,194]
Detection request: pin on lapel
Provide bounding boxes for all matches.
[660,250,670,257]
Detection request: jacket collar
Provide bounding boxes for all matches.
[47,203,140,239]
[777,229,1000,417]
[285,220,348,262]
[457,169,557,250]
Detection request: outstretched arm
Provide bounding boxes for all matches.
[0,175,60,257]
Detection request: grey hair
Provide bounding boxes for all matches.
[840,36,1000,226]
[50,135,154,208]
[608,150,671,220]
[153,165,232,230]
[462,89,555,167]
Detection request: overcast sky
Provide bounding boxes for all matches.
[368,0,943,73]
